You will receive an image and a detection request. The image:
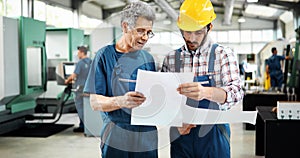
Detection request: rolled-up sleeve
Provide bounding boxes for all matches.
[219,47,244,110]
[83,50,106,95]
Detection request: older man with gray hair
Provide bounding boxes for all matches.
[84,1,158,158]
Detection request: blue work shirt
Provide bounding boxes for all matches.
[74,57,92,90]
[83,44,158,154]
[267,54,285,75]
[84,44,156,123]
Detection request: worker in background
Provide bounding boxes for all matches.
[65,46,92,133]
[83,1,158,158]
[161,0,244,157]
[266,47,291,91]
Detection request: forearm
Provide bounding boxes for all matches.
[65,77,73,84]
[90,94,121,112]
[90,91,145,112]
[203,87,227,104]
[65,73,76,84]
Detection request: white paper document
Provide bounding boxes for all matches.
[182,105,257,125]
[131,70,257,127]
[132,70,194,126]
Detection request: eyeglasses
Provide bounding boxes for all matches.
[183,27,207,36]
[133,28,155,39]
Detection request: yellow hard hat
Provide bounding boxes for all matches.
[177,0,216,31]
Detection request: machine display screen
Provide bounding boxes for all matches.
[63,63,75,79]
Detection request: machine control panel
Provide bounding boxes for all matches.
[277,101,300,120]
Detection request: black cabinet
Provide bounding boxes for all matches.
[243,91,287,130]
[255,106,300,158]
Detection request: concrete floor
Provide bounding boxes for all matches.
[0,103,264,158]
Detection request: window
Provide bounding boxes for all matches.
[79,15,103,29]
[34,0,46,21]
[241,30,251,43]
[217,31,228,43]
[228,30,240,43]
[46,5,73,28]
[252,30,262,41]
[170,31,183,45]
[210,31,217,42]
[160,32,171,44]
[253,43,266,54]
[6,0,21,17]
[147,29,273,55]
[0,0,3,16]
[262,29,273,41]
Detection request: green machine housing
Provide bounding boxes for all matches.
[35,27,85,113]
[0,16,47,134]
[45,27,84,61]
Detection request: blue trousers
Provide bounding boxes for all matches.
[270,71,283,89]
[101,145,157,158]
[170,124,230,158]
[100,122,158,158]
[74,91,84,128]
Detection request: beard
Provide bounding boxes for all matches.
[184,34,208,52]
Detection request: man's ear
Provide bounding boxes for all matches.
[208,23,213,33]
[122,22,128,33]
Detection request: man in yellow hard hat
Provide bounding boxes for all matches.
[161,0,244,157]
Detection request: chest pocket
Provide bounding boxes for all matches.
[111,64,129,96]
[175,44,219,109]
[194,75,211,87]
[111,54,152,96]
[129,64,148,91]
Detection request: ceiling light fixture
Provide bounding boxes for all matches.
[238,17,246,23]
[247,0,259,3]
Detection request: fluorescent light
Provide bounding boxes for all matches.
[245,4,282,18]
[238,17,246,23]
[247,0,258,2]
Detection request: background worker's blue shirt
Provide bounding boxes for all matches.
[74,57,92,89]
[267,54,285,74]
[83,44,156,123]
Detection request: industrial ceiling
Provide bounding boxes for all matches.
[41,0,300,31]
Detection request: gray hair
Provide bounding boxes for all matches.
[121,1,156,28]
